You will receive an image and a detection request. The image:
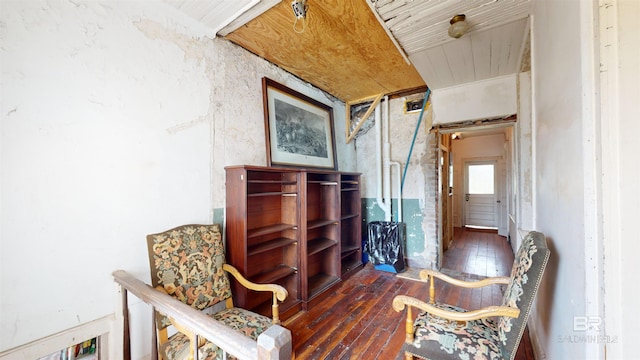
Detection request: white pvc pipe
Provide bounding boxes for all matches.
[390,161,403,222]
[383,97,393,221]
[376,96,404,223]
[384,96,403,223]
[375,103,390,218]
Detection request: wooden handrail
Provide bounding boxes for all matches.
[112,270,292,360]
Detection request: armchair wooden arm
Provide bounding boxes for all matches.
[392,295,520,345]
[418,269,510,304]
[223,263,288,324]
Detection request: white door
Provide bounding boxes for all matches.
[464,161,497,228]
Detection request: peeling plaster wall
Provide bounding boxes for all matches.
[0,0,353,357]
[356,96,438,269]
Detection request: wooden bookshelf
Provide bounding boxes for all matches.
[225,166,362,317]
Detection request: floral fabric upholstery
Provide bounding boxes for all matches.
[160,308,273,360]
[404,231,549,360]
[147,224,276,360]
[404,303,502,360]
[496,231,549,359]
[147,224,232,315]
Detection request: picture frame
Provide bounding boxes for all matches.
[262,77,337,170]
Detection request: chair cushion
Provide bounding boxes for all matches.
[402,303,502,360]
[160,308,273,360]
[147,224,233,311]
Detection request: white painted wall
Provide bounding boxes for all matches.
[450,133,506,229]
[431,75,517,124]
[600,1,640,359]
[512,72,534,254]
[0,1,354,358]
[528,0,600,358]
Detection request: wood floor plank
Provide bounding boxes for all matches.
[285,227,534,360]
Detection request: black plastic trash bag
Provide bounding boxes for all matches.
[365,221,406,273]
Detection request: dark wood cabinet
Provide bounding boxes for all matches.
[340,172,363,279]
[301,171,341,308]
[225,166,303,319]
[225,165,362,318]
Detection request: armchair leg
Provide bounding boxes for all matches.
[429,275,435,304]
[405,307,414,344]
[272,293,281,325]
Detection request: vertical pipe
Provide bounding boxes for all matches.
[375,103,390,217]
[390,161,402,222]
[383,96,392,221]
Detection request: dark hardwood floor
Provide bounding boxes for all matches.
[283,227,535,359]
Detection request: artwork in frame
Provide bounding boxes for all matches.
[262,77,337,170]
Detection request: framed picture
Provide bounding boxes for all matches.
[262,77,337,170]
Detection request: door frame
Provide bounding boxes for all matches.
[433,121,515,268]
[463,158,499,228]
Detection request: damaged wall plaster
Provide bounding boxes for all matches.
[356,97,437,269]
[0,0,354,357]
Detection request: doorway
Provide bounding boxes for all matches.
[435,122,514,270]
[464,160,497,229]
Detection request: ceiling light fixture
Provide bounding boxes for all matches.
[291,0,308,33]
[448,14,469,39]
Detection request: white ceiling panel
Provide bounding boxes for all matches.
[163,0,265,36]
[410,17,528,89]
[370,0,532,89]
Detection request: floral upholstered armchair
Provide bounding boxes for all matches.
[393,231,550,360]
[146,224,288,360]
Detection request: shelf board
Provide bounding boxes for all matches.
[340,244,359,257]
[247,191,297,197]
[307,219,338,230]
[251,297,302,319]
[308,273,340,298]
[248,179,297,185]
[248,237,297,256]
[248,223,297,238]
[340,213,359,221]
[251,265,297,284]
[341,261,364,279]
[307,181,338,186]
[307,238,337,256]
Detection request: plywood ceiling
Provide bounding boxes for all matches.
[167,0,533,100]
[224,0,426,102]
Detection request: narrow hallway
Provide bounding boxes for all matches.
[436,227,517,319]
[443,226,514,278]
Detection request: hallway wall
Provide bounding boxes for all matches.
[529,0,609,358]
[0,1,355,357]
[600,0,640,358]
